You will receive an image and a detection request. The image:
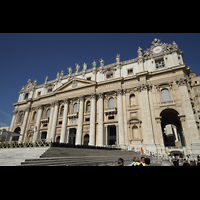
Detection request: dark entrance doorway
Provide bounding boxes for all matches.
[12,127,21,141]
[68,128,76,145]
[108,125,116,145]
[160,109,185,147]
[41,132,47,140]
[83,134,89,145]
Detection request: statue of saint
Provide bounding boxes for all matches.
[83,63,87,71]
[92,60,97,68]
[137,47,143,57]
[75,63,80,72]
[99,58,104,67]
[116,54,120,63]
[45,76,48,83]
[68,67,72,75]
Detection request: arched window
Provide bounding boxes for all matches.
[24,93,29,100]
[86,101,90,112]
[19,113,23,123]
[109,98,114,108]
[32,111,36,120]
[130,94,136,106]
[161,89,171,102]
[73,103,78,113]
[46,109,51,118]
[60,106,64,116]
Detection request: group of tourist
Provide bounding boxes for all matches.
[117,155,200,166]
[118,156,150,166]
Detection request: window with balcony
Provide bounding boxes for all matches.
[155,58,165,69]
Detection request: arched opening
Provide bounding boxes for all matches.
[86,101,90,112]
[108,125,116,145]
[130,94,136,106]
[68,128,76,145]
[19,113,23,123]
[73,103,78,113]
[132,125,140,139]
[32,111,37,120]
[12,127,21,141]
[160,109,185,147]
[83,134,89,145]
[60,106,64,116]
[46,109,51,118]
[161,89,171,102]
[56,136,60,142]
[41,131,47,140]
[109,98,114,108]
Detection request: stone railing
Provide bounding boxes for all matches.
[0,139,52,149]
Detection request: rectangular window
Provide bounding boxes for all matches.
[128,69,133,75]
[155,58,165,69]
[85,118,90,122]
[106,73,113,79]
[87,77,91,81]
[108,116,114,120]
[48,88,52,93]
[37,91,41,97]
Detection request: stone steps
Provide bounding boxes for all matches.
[20,147,155,166]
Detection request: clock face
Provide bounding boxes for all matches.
[153,46,162,54]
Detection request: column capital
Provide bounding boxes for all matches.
[98,92,104,99]
[115,88,123,96]
[24,107,31,112]
[13,110,18,115]
[78,95,84,101]
[54,100,59,106]
[90,93,96,99]
[36,104,43,110]
[63,98,69,104]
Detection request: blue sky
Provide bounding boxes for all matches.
[0,33,200,127]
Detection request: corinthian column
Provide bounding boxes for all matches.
[19,107,30,142]
[76,95,84,145]
[116,89,125,145]
[60,98,69,143]
[33,105,43,142]
[89,93,96,146]
[50,100,59,142]
[97,93,104,146]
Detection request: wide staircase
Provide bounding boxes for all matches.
[20,147,157,166]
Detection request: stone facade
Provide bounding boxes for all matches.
[10,38,200,156]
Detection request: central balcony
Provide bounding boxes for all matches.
[104,107,117,115]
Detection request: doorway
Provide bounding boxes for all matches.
[160,109,185,147]
[12,127,21,141]
[68,128,76,145]
[41,132,47,140]
[108,125,116,145]
[83,134,89,145]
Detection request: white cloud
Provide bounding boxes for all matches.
[0,109,11,118]
[0,121,9,127]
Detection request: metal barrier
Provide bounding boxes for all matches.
[0,139,52,149]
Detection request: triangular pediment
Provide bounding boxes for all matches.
[54,78,96,93]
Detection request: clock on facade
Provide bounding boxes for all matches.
[153,46,162,54]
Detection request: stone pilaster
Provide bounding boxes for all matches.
[60,98,69,143]
[97,93,104,146]
[89,93,96,146]
[33,105,43,142]
[116,89,125,145]
[50,100,59,142]
[76,95,84,145]
[19,107,30,142]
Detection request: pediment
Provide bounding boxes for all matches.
[54,78,96,93]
